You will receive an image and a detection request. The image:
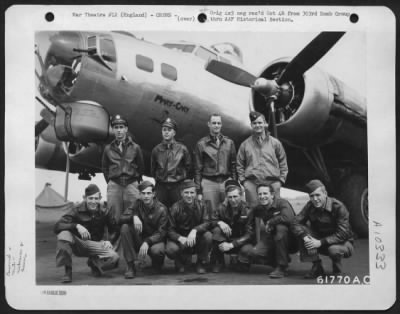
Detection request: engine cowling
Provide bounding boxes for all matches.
[35,126,67,170]
[251,58,366,152]
[55,100,111,144]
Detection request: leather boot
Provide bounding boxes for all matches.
[61,266,72,283]
[269,265,288,278]
[124,261,136,279]
[304,260,325,279]
[174,258,185,273]
[87,259,102,277]
[196,260,207,274]
[210,246,224,273]
[332,257,343,275]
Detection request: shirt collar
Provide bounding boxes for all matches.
[162,138,176,145]
[207,134,224,143]
[252,131,268,142]
[323,197,333,212]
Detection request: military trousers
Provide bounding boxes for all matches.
[165,231,213,264]
[296,226,354,272]
[107,180,140,222]
[56,231,119,270]
[238,224,297,267]
[201,178,227,212]
[120,224,165,267]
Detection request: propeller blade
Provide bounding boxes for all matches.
[277,32,345,84]
[35,118,49,137]
[268,100,278,138]
[205,59,257,87]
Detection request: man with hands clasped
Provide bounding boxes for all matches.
[209,180,251,273]
[119,181,168,279]
[165,180,213,274]
[54,184,119,283]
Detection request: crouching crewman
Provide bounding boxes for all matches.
[210,180,251,273]
[54,184,119,283]
[238,183,297,278]
[291,179,354,279]
[166,180,213,274]
[120,181,168,279]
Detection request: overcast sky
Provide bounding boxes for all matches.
[35,31,365,201]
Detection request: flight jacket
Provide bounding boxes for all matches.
[194,134,237,193]
[233,198,295,247]
[102,136,144,185]
[54,202,116,242]
[213,200,252,246]
[167,199,211,241]
[236,133,288,185]
[291,197,354,247]
[150,139,192,183]
[119,199,168,246]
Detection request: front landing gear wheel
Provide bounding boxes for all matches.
[337,174,368,238]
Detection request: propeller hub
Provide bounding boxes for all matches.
[252,78,279,98]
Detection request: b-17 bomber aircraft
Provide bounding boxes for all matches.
[35,31,367,237]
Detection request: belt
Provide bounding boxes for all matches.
[157,181,183,185]
[203,175,229,183]
[111,176,138,187]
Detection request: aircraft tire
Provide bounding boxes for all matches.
[337,174,368,238]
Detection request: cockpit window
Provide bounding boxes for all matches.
[136,55,154,72]
[99,37,116,62]
[163,43,196,53]
[194,46,217,62]
[161,63,177,81]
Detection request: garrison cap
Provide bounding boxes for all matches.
[225,179,241,192]
[111,114,128,126]
[181,179,197,191]
[249,111,265,123]
[305,179,325,194]
[162,117,177,130]
[85,184,100,196]
[138,180,154,192]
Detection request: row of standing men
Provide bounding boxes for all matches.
[54,112,354,283]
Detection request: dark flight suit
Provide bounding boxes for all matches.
[291,197,354,273]
[102,136,144,222]
[119,199,168,269]
[165,199,212,266]
[54,202,119,271]
[210,200,252,263]
[194,134,237,210]
[239,198,297,268]
[151,139,192,207]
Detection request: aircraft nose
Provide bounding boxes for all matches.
[46,65,65,89]
[45,31,84,69]
[42,32,84,95]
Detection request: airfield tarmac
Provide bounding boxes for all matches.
[36,219,369,286]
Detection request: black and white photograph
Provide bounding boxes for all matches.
[5,5,396,310]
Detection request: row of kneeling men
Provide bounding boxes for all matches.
[54,179,354,283]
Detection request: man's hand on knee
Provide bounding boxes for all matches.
[76,224,91,240]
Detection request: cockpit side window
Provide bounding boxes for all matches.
[163,43,196,53]
[194,46,217,63]
[161,63,177,81]
[99,37,116,62]
[136,55,154,72]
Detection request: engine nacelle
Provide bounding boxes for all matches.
[251,58,366,151]
[35,126,67,170]
[64,142,103,170]
[55,100,110,144]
